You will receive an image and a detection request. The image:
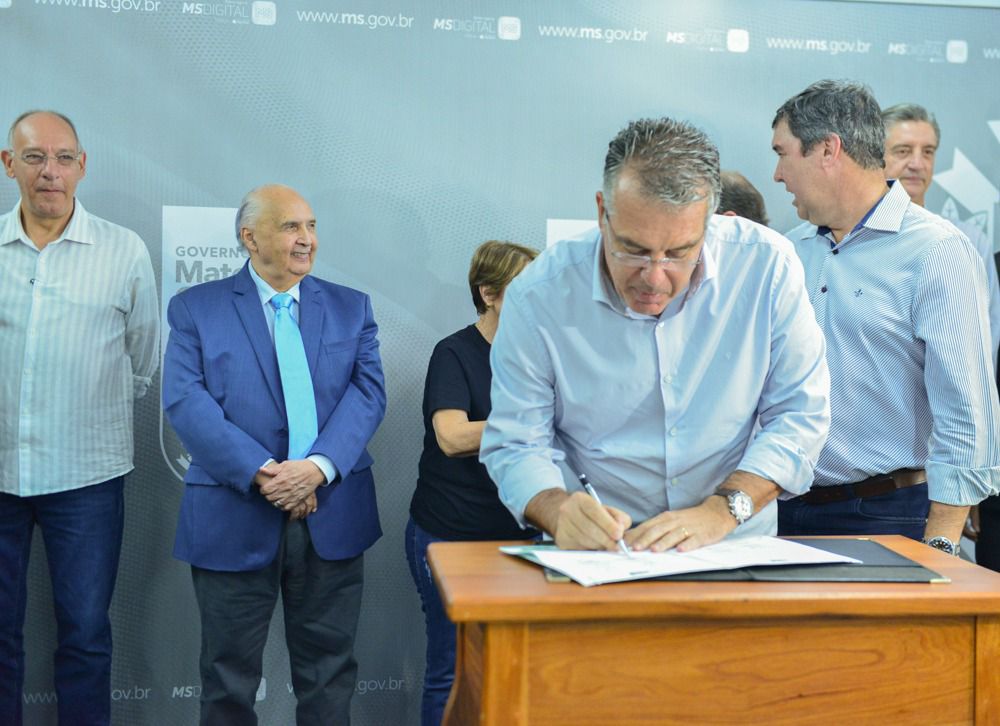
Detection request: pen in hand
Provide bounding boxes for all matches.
[578,473,632,557]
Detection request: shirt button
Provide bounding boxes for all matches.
[669,427,678,436]
[832,249,839,255]
[663,374,673,384]
[821,286,828,293]
[671,477,679,486]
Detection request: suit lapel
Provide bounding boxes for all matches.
[298,275,325,375]
[232,264,286,415]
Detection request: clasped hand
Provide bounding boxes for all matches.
[255,459,325,520]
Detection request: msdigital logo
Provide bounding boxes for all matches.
[181,0,270,24]
[251,0,275,25]
[665,29,727,52]
[886,39,946,61]
[497,16,521,40]
[432,15,515,40]
[946,39,968,63]
[726,28,749,53]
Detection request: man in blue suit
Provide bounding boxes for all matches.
[163,184,386,725]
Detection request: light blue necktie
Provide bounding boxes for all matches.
[270,293,318,460]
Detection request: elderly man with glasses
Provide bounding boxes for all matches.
[481,117,830,553]
[0,110,159,726]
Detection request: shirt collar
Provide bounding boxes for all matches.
[860,179,909,233]
[807,180,907,245]
[248,260,301,306]
[1,198,93,249]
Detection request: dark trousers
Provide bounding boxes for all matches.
[982,352,1000,571]
[404,517,456,726]
[778,483,930,540]
[977,495,1000,572]
[0,477,125,726]
[191,519,364,726]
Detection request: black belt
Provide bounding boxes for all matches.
[797,469,926,505]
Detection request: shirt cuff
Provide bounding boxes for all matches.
[926,461,1000,505]
[308,454,337,486]
[496,463,567,528]
[737,434,816,498]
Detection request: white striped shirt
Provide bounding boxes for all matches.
[0,200,160,496]
[790,181,1000,505]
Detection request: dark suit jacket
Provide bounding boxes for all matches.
[163,262,386,571]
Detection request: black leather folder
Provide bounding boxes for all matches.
[653,538,947,583]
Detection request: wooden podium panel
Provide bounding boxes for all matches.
[428,536,1000,725]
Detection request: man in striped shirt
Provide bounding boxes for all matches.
[0,111,159,726]
[880,102,1000,365]
[771,80,1000,557]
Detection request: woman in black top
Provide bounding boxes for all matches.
[406,240,538,726]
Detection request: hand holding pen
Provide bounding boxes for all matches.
[578,473,633,557]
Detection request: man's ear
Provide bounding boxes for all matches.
[1,149,14,179]
[240,227,256,253]
[821,133,844,167]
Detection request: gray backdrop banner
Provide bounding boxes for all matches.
[2,0,998,723]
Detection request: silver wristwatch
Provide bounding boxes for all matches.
[715,489,753,525]
[924,536,960,556]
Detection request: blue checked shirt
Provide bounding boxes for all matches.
[0,200,159,496]
[790,181,1000,505]
[481,217,830,537]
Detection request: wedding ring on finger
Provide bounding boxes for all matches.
[681,527,690,539]
[275,500,283,508]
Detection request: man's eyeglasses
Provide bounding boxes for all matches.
[14,151,81,167]
[604,211,702,270]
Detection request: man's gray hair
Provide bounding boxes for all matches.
[772,79,885,170]
[235,187,266,242]
[602,117,721,216]
[881,103,941,144]
[7,110,81,150]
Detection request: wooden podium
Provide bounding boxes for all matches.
[428,536,1000,725]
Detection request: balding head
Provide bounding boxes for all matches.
[8,110,80,151]
[236,185,318,291]
[3,110,86,240]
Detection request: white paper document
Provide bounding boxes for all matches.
[501,536,861,587]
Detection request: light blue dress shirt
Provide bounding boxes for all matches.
[0,200,159,496]
[954,217,1000,368]
[481,216,830,538]
[247,262,336,484]
[789,181,1000,505]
